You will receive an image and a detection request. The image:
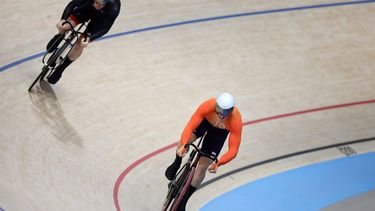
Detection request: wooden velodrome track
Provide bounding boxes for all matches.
[1,0,374,210]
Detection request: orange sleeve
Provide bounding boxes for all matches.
[180,99,215,146]
[217,109,243,166]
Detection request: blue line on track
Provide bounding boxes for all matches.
[1,0,374,72]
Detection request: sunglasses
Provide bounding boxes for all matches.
[94,0,106,6]
[215,104,233,118]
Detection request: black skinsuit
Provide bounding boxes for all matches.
[61,0,121,40]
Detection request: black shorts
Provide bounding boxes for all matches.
[193,119,229,159]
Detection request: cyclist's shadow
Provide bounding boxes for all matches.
[28,80,83,148]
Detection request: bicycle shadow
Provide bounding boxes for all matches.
[28,80,83,148]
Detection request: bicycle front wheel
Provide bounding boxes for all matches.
[162,181,176,211]
[28,65,50,92]
[162,162,191,211]
[170,167,196,211]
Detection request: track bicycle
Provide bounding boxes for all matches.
[162,135,218,211]
[28,21,87,92]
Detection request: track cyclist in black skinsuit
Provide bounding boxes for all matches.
[46,0,121,84]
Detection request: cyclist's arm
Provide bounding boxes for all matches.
[85,6,120,40]
[217,112,242,166]
[86,17,115,40]
[61,0,86,20]
[180,99,215,146]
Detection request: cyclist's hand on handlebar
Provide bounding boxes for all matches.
[57,20,71,33]
[56,20,64,29]
[57,20,64,33]
[208,163,218,173]
[81,36,90,47]
[177,146,187,158]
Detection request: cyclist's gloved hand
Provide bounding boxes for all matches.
[208,163,218,173]
[177,146,187,157]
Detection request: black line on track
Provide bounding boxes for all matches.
[199,136,375,189]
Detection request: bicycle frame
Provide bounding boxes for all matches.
[28,21,87,92]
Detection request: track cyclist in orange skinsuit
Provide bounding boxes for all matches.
[165,92,243,211]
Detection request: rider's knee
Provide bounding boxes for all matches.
[196,163,209,174]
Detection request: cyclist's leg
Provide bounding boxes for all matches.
[173,156,211,211]
[49,18,106,84]
[67,35,86,60]
[191,156,212,187]
[47,34,86,84]
[47,56,73,84]
[165,134,197,181]
[165,119,210,180]
[193,128,229,186]
[46,16,77,52]
[176,128,229,210]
